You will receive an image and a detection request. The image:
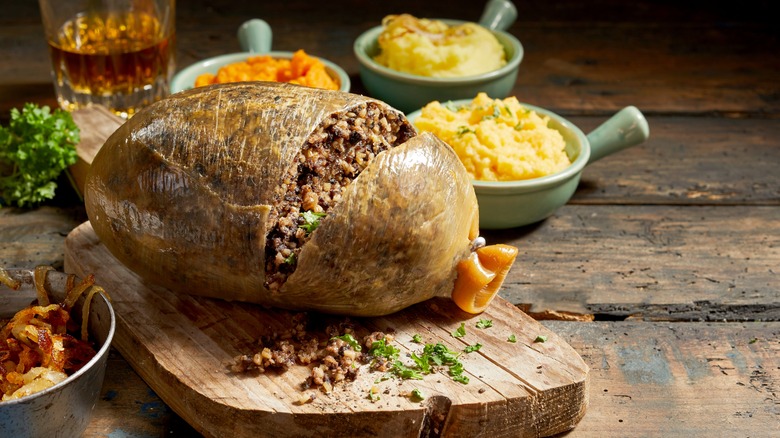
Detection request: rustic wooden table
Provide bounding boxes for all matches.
[1,0,778,436]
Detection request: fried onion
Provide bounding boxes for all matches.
[0,267,110,401]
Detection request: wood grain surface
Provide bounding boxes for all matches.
[1,0,777,436]
[65,221,588,438]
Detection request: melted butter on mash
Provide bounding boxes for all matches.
[373,14,506,78]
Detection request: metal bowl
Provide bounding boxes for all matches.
[0,268,116,437]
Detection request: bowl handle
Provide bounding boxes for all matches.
[586,106,650,165]
[238,19,273,53]
[479,0,517,31]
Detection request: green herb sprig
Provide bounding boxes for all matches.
[0,103,80,208]
[300,211,326,233]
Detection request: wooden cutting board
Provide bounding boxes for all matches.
[64,106,589,437]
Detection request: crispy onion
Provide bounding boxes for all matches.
[0,266,110,401]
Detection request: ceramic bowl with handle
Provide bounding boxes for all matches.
[0,268,115,437]
[353,0,522,113]
[406,103,650,229]
[171,19,351,93]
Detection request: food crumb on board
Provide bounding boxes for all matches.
[228,312,489,404]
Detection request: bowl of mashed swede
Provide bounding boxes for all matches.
[172,19,350,94]
[406,94,650,229]
[353,0,522,113]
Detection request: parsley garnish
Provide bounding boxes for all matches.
[464,343,482,353]
[412,334,423,344]
[481,105,501,120]
[370,336,472,385]
[534,335,548,343]
[476,319,493,329]
[507,334,517,343]
[410,352,431,373]
[0,103,80,208]
[300,211,326,233]
[283,253,296,265]
[369,337,399,358]
[456,126,475,136]
[452,374,470,384]
[410,388,425,401]
[443,101,462,112]
[331,333,362,351]
[423,343,461,368]
[452,322,466,338]
[392,360,425,380]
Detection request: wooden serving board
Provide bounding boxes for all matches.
[64,106,589,437]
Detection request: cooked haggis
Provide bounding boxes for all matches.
[265,102,414,291]
[85,82,516,316]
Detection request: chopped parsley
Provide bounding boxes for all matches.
[463,343,482,353]
[331,333,362,351]
[368,388,380,402]
[392,360,425,380]
[443,101,463,112]
[449,360,469,384]
[534,335,548,343]
[410,388,425,401]
[388,342,470,384]
[367,335,472,386]
[283,253,296,265]
[514,121,525,130]
[300,211,326,233]
[411,334,423,344]
[410,352,431,373]
[475,319,493,329]
[368,336,399,358]
[456,126,475,136]
[423,343,461,367]
[481,105,501,121]
[452,322,466,338]
[507,334,517,343]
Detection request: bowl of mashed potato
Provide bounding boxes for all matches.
[407,94,650,229]
[353,0,522,113]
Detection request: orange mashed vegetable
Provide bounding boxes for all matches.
[195,49,339,90]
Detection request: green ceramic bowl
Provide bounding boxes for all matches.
[406,103,650,229]
[353,0,522,113]
[171,19,350,94]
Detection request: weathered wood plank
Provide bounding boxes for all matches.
[5,109,778,321]
[487,205,780,317]
[568,116,780,205]
[541,321,780,437]
[66,221,590,438]
[1,2,777,118]
[0,206,86,270]
[85,320,780,437]
[84,350,199,437]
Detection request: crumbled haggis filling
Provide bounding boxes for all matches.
[229,313,396,396]
[264,102,415,291]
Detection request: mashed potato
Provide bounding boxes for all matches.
[373,14,506,78]
[414,93,571,181]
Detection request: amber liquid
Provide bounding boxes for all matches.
[48,11,174,118]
